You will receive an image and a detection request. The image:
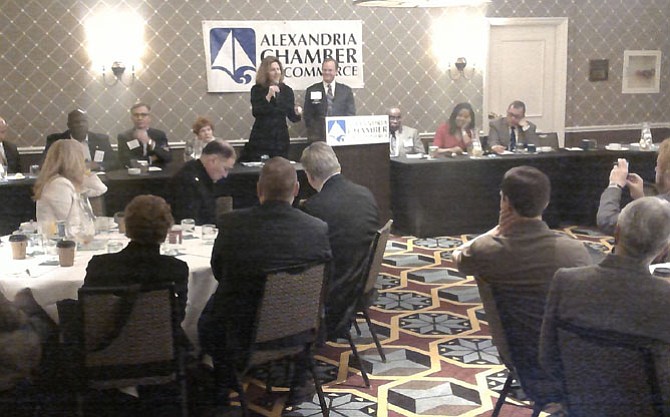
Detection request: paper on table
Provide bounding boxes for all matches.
[565,147,584,151]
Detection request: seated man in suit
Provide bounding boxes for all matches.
[167,140,236,225]
[199,157,332,407]
[540,197,670,390]
[453,166,591,406]
[117,102,172,168]
[597,138,670,236]
[0,117,22,174]
[389,107,424,157]
[43,109,117,171]
[300,142,379,337]
[488,100,539,153]
[303,58,356,142]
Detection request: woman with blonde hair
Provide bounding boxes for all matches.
[34,139,107,222]
[241,55,302,161]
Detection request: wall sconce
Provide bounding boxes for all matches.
[102,61,135,86]
[447,57,475,80]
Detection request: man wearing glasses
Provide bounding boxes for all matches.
[117,102,172,167]
[488,100,539,154]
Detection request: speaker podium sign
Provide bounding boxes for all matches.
[325,116,390,147]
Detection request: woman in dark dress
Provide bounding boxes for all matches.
[241,56,302,162]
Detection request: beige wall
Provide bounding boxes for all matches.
[1,0,668,148]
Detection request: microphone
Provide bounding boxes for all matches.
[272,81,280,100]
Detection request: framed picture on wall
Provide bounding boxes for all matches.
[622,50,661,94]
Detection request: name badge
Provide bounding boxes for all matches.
[94,150,105,162]
[310,91,323,101]
[127,139,140,150]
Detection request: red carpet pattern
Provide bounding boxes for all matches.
[244,227,613,417]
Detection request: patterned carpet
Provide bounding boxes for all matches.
[237,226,613,417]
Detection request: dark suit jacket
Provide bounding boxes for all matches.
[83,241,189,322]
[303,81,356,142]
[303,174,379,336]
[43,131,117,170]
[167,159,218,225]
[241,83,301,162]
[117,127,172,168]
[488,117,539,149]
[1,140,22,174]
[200,201,332,358]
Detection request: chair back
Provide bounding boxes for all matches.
[361,219,393,296]
[77,283,180,389]
[215,196,234,224]
[244,263,326,368]
[536,132,559,149]
[556,320,669,417]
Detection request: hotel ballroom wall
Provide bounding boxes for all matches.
[1,0,668,148]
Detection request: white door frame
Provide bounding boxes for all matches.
[483,17,568,144]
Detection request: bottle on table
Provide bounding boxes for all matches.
[640,122,653,151]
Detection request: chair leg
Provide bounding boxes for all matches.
[345,332,370,387]
[352,319,362,336]
[492,373,514,417]
[308,354,329,417]
[530,402,543,417]
[265,361,273,394]
[363,308,386,362]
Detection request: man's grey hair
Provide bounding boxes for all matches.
[618,197,670,259]
[300,142,341,182]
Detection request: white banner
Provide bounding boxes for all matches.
[202,20,364,93]
[325,116,389,147]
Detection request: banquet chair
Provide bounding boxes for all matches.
[215,196,234,223]
[536,132,559,149]
[227,263,329,417]
[76,283,188,417]
[351,219,393,362]
[555,320,670,417]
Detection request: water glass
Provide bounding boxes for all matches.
[201,224,218,245]
[181,218,196,236]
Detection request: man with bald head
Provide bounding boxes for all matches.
[200,157,332,408]
[388,107,424,157]
[0,118,22,173]
[44,109,117,170]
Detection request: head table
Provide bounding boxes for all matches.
[0,226,219,349]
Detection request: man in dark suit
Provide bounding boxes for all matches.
[117,102,172,167]
[199,157,332,407]
[300,142,379,337]
[167,140,236,225]
[488,100,539,153]
[540,196,670,386]
[43,109,117,171]
[0,117,22,174]
[303,58,356,142]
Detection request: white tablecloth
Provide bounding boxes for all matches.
[0,228,219,349]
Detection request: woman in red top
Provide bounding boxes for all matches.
[432,102,476,156]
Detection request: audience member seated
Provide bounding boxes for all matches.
[0,117,22,174]
[432,102,477,156]
[43,109,117,171]
[388,107,423,157]
[184,116,217,162]
[168,140,236,225]
[540,197,670,409]
[199,157,332,409]
[82,194,189,323]
[300,142,379,337]
[453,166,591,406]
[597,138,670,236]
[488,100,539,154]
[34,139,107,223]
[117,102,172,168]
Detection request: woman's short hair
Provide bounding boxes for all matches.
[33,139,86,200]
[501,166,550,218]
[300,142,341,182]
[255,56,284,86]
[448,102,476,135]
[124,195,174,245]
[192,116,214,135]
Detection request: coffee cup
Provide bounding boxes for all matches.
[127,167,141,176]
[56,240,76,267]
[428,145,438,157]
[114,212,126,234]
[9,234,28,260]
[526,143,536,153]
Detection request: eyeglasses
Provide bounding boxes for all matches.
[389,116,401,120]
[132,113,150,118]
[506,111,523,120]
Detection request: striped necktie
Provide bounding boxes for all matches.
[326,84,334,116]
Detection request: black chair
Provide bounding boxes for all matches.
[352,219,393,362]
[555,320,670,417]
[76,283,188,417]
[536,132,559,149]
[475,280,557,417]
[228,263,329,417]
